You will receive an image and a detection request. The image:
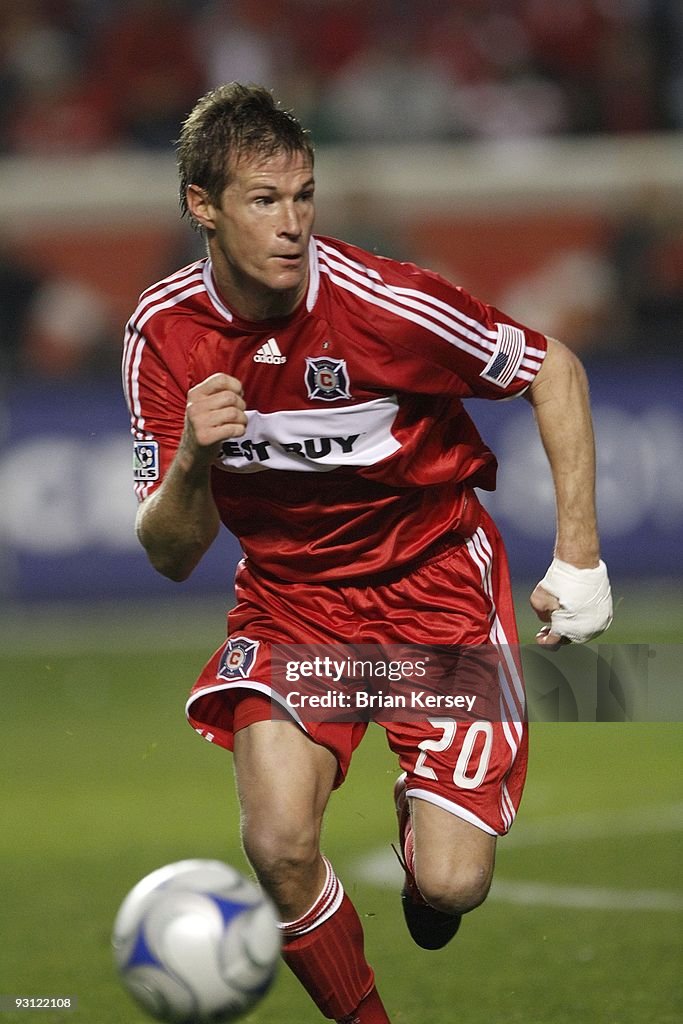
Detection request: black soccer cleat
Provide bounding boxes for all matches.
[393,773,462,950]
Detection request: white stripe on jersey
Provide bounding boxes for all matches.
[133,280,206,337]
[317,245,498,366]
[203,259,233,322]
[137,260,204,303]
[122,264,206,411]
[122,263,211,501]
[305,234,320,310]
[213,395,401,474]
[128,329,146,429]
[318,238,497,347]
[316,239,543,387]
[126,268,203,405]
[126,268,206,371]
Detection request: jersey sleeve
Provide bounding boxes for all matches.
[386,261,548,400]
[122,316,187,502]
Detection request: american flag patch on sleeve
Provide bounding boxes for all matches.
[480,323,526,389]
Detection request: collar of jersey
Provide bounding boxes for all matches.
[202,238,320,330]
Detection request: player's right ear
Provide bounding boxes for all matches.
[186,185,217,231]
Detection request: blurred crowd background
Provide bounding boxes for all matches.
[2,0,682,151]
[1,0,682,380]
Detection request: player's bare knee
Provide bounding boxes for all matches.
[241,819,319,892]
[416,862,492,916]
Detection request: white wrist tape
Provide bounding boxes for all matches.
[538,558,613,643]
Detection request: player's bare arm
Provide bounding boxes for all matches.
[525,338,612,646]
[136,374,247,582]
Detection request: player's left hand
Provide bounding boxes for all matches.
[531,558,613,648]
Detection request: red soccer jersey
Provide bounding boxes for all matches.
[122,235,547,581]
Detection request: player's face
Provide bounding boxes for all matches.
[195,150,315,320]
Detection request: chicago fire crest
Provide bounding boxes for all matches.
[305,356,351,401]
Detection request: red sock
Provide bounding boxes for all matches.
[279,857,391,1022]
[335,987,390,1024]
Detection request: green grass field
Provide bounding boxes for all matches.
[0,584,680,1024]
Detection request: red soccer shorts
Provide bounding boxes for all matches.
[187,504,527,836]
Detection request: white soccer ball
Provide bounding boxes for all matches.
[112,859,281,1023]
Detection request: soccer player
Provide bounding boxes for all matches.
[122,84,612,1024]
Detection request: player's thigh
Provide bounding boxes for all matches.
[233,718,338,860]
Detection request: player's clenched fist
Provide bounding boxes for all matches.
[531,558,613,648]
[182,373,247,464]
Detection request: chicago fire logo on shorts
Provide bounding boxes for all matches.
[305,356,351,401]
[217,636,260,680]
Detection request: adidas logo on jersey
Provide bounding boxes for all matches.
[253,338,287,364]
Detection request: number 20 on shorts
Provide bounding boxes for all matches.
[414,719,494,790]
